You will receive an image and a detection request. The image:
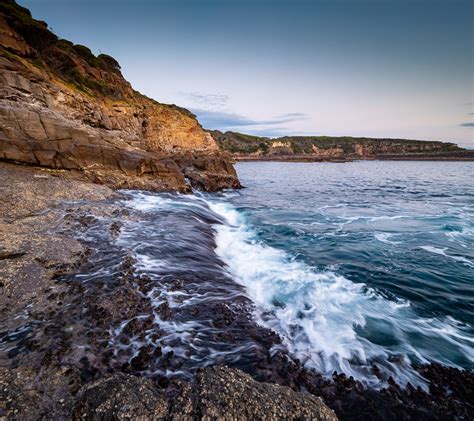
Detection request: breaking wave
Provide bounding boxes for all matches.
[123,191,474,388]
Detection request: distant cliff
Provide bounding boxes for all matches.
[0,0,240,191]
[211,130,473,161]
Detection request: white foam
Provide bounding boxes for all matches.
[419,246,473,266]
[206,200,474,388]
[115,191,474,387]
[374,232,402,245]
[126,192,173,211]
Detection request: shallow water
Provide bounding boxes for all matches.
[1,159,472,419]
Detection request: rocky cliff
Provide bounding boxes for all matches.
[211,130,473,161]
[0,0,240,191]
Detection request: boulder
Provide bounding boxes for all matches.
[72,373,168,420]
[194,366,338,420]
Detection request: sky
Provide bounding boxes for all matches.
[20,0,473,146]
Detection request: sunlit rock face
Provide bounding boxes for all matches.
[0,0,239,192]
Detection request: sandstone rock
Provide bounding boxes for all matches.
[0,0,240,192]
[312,145,345,158]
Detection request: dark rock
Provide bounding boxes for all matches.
[108,221,121,237]
[157,301,172,321]
[71,367,338,420]
[72,373,168,420]
[130,347,152,371]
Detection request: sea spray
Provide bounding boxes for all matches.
[205,199,473,387]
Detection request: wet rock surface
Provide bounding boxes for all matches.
[72,368,337,420]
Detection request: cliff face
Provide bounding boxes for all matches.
[0,0,240,191]
[211,130,472,161]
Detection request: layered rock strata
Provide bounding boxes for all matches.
[0,0,239,192]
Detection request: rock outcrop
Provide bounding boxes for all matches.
[72,367,338,420]
[0,0,240,191]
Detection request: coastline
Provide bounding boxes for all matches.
[0,161,335,420]
[232,154,474,163]
[1,160,473,420]
[1,1,472,419]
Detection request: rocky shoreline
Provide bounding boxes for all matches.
[1,161,473,420]
[0,161,336,420]
[1,1,473,419]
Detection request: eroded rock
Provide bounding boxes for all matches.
[0,0,240,192]
[72,373,168,420]
[194,366,338,420]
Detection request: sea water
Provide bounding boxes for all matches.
[121,160,473,387]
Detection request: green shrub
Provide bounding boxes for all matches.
[97,54,121,72]
[259,142,270,153]
[72,44,98,65]
[57,39,74,51]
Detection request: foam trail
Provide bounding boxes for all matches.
[374,232,402,245]
[121,191,474,388]
[206,200,474,388]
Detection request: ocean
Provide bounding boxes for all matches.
[78,160,474,389]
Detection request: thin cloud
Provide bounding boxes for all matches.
[225,127,318,138]
[276,113,308,119]
[460,122,474,127]
[239,127,294,138]
[179,91,229,110]
[191,109,309,130]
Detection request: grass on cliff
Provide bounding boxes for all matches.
[65,44,121,74]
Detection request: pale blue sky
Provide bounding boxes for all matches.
[20,0,473,146]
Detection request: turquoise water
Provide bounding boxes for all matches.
[213,161,473,384]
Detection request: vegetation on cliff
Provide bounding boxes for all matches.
[0,0,170,103]
[211,130,471,159]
